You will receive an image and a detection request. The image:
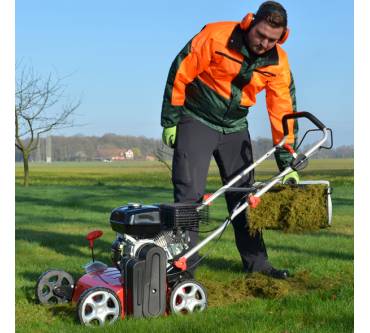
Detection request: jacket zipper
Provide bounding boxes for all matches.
[215,51,276,77]
[215,51,242,64]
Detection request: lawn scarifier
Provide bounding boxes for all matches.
[35,112,333,326]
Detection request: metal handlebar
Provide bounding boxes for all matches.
[282,111,326,136]
[201,111,330,208]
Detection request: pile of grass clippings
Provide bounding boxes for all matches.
[203,274,289,306]
[247,184,329,235]
[203,270,343,307]
[242,274,290,298]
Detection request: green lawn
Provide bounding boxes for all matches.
[15,159,353,332]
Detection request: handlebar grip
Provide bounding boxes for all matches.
[282,112,326,136]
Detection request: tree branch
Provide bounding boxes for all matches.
[15,64,80,185]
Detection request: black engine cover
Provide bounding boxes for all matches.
[110,204,161,238]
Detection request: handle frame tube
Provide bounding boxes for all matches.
[182,112,330,262]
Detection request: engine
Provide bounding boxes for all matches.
[108,202,208,318]
[110,203,204,269]
[111,230,190,269]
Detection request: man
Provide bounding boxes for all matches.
[160,1,299,279]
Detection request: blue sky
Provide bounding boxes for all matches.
[16,0,353,146]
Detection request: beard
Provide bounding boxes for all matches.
[249,43,271,55]
[244,34,268,56]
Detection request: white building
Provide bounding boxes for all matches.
[124,149,134,160]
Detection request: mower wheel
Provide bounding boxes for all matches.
[77,287,121,326]
[35,269,74,305]
[169,280,207,315]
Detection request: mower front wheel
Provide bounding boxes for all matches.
[77,287,121,326]
[169,280,208,315]
[35,269,74,305]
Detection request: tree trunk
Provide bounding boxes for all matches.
[23,153,30,187]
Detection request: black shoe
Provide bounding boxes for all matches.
[262,267,289,279]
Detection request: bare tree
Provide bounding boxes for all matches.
[15,66,80,186]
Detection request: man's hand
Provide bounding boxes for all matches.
[282,171,300,185]
[162,126,177,148]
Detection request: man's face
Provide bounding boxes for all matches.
[246,20,285,55]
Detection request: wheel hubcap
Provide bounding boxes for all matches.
[171,282,207,314]
[81,290,120,326]
[36,270,74,304]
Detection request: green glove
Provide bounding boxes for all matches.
[282,171,300,185]
[162,126,177,148]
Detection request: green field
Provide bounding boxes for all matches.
[15,159,354,333]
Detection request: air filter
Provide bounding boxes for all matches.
[160,203,209,230]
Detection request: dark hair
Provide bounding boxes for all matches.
[254,1,288,28]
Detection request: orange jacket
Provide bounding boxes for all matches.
[161,21,298,168]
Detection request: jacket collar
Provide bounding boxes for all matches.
[227,25,279,68]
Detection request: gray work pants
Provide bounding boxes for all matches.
[172,115,270,273]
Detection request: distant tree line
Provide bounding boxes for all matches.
[252,138,354,160]
[15,134,163,162]
[15,134,353,162]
